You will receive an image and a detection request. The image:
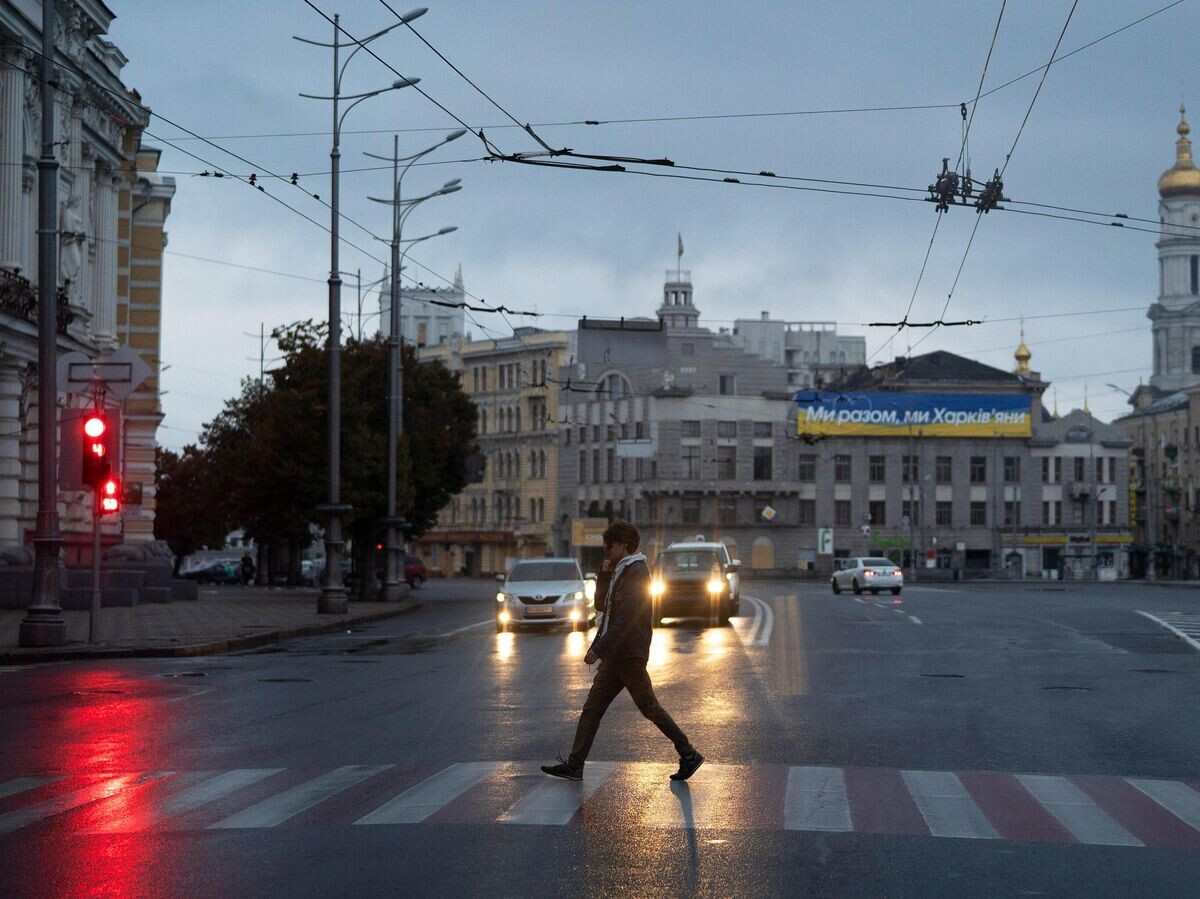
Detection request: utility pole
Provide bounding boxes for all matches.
[21,0,66,646]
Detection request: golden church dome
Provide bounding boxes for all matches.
[1014,327,1031,374]
[1159,105,1200,198]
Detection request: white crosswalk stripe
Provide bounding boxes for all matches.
[91,768,285,834]
[784,766,853,832]
[903,770,999,840]
[1137,611,1200,653]
[1128,778,1200,831]
[210,765,392,829]
[355,761,501,825]
[0,772,170,836]
[1016,774,1143,847]
[0,776,62,801]
[499,762,617,825]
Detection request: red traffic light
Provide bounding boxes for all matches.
[82,412,111,489]
[84,415,106,438]
[100,479,120,514]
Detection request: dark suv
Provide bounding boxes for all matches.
[650,542,741,626]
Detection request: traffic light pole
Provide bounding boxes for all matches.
[21,0,65,647]
[89,488,101,643]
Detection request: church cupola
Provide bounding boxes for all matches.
[1158,105,1200,199]
[1013,326,1032,374]
[657,270,700,330]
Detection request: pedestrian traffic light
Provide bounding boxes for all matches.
[82,412,110,488]
[100,478,120,514]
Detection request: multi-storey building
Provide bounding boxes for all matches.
[729,315,866,389]
[0,4,171,576]
[417,327,575,575]
[378,263,466,348]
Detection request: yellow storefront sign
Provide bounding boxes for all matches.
[571,518,608,547]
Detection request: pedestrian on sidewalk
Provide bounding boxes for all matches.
[542,520,703,783]
[240,551,256,587]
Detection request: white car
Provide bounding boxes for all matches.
[495,558,596,633]
[831,557,904,596]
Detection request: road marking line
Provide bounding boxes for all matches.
[210,765,392,829]
[1016,775,1143,847]
[853,597,865,604]
[498,762,617,825]
[902,770,999,840]
[1136,611,1200,653]
[910,616,924,625]
[0,773,170,836]
[748,596,774,646]
[355,762,502,825]
[168,688,213,703]
[0,776,62,801]
[434,619,495,638]
[91,768,286,833]
[784,766,852,832]
[1127,779,1200,831]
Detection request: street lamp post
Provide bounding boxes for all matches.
[364,131,463,601]
[21,0,65,646]
[294,11,422,613]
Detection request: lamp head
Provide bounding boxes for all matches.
[391,77,421,89]
[445,129,467,142]
[399,7,429,24]
[438,226,458,235]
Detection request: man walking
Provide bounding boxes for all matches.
[542,521,703,782]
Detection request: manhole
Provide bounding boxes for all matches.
[921,673,964,678]
[257,678,312,683]
[1043,685,1092,691]
[1131,668,1178,674]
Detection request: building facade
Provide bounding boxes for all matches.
[729,315,866,389]
[378,263,466,348]
[417,327,575,576]
[0,3,171,569]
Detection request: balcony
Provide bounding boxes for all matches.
[0,268,75,335]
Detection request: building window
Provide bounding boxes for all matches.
[970,456,987,483]
[717,446,737,479]
[754,422,773,438]
[834,455,851,482]
[598,372,631,399]
[970,501,987,526]
[717,421,737,438]
[798,454,816,482]
[1095,457,1105,483]
[606,424,615,442]
[798,499,816,525]
[682,420,701,438]
[1192,346,1200,376]
[869,499,886,527]
[902,500,921,523]
[753,446,773,480]
[868,456,885,483]
[719,496,738,525]
[682,495,701,525]
[682,343,694,355]
[719,374,736,395]
[936,501,952,526]
[834,500,852,526]
[1004,457,1021,483]
[1074,457,1085,482]
[578,426,587,444]
[592,425,601,442]
[606,448,614,483]
[1003,501,1021,527]
[592,450,600,484]
[635,421,644,439]
[935,456,952,484]
[682,445,702,478]
[1192,254,1199,295]
[902,455,918,483]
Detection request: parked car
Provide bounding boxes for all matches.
[831,557,904,596]
[650,541,741,627]
[405,555,427,588]
[182,560,240,585]
[495,558,596,633]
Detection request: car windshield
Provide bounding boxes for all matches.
[864,558,895,567]
[508,561,580,582]
[661,551,722,573]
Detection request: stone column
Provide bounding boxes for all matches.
[92,167,118,348]
[0,49,28,270]
[0,363,24,546]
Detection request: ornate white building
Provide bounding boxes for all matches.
[378,263,466,348]
[1149,105,1200,393]
[0,2,172,566]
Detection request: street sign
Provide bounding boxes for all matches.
[58,346,152,400]
[761,505,777,522]
[817,528,834,555]
[860,524,871,536]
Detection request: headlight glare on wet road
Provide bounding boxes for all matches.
[498,610,510,623]
[569,609,581,622]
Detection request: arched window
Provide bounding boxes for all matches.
[1191,346,1200,375]
[514,453,521,478]
[541,450,548,478]
[596,371,632,399]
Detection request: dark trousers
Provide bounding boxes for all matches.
[568,657,693,769]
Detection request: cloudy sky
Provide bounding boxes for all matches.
[106,0,1197,448]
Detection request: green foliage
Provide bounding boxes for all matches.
[153,446,231,563]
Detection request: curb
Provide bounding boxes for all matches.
[0,600,423,665]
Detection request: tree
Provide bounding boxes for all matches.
[153,446,231,574]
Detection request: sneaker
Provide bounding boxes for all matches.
[670,750,704,782]
[541,757,583,781]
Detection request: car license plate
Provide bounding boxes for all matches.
[525,606,555,618]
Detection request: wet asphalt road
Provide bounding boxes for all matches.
[2,578,1200,897]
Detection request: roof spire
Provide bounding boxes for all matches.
[1159,103,1200,197]
[1052,386,1060,420]
[1083,382,1091,416]
[1014,321,1031,374]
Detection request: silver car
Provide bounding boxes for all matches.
[495,558,596,632]
[831,556,904,596]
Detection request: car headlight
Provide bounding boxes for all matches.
[496,592,507,603]
[584,580,596,601]
[569,609,581,622]
[498,610,510,623]
[706,578,724,593]
[864,570,875,577]
[893,569,903,577]
[650,580,665,598]
[573,590,584,601]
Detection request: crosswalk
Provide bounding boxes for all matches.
[4,761,1200,850]
[1137,611,1200,653]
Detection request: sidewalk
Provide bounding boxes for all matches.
[0,586,421,663]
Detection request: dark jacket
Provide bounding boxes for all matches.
[589,557,653,661]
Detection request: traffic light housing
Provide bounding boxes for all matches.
[81,412,110,489]
[100,478,120,515]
